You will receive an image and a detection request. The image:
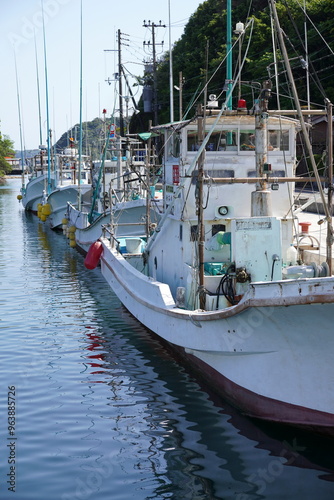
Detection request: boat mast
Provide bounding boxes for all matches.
[326,99,333,273]
[78,0,83,211]
[226,0,232,110]
[145,132,152,239]
[41,0,51,196]
[251,80,272,216]
[269,0,333,265]
[197,42,209,310]
[34,33,44,172]
[197,106,206,310]
[168,0,174,122]
[14,51,25,191]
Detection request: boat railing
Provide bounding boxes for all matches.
[102,222,147,249]
[102,225,121,250]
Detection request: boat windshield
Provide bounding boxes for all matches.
[186,128,290,153]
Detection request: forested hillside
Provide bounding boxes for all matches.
[55,0,334,151]
[132,0,334,129]
[54,117,108,159]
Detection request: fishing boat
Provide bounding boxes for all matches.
[22,141,90,225]
[67,134,162,252]
[20,146,56,212]
[42,141,91,229]
[90,1,334,435]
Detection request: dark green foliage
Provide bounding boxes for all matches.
[54,117,114,160]
[131,0,334,129]
[0,133,15,177]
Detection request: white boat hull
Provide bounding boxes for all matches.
[68,199,161,253]
[22,173,50,212]
[47,185,91,229]
[100,239,334,434]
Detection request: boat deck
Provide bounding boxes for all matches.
[296,210,332,267]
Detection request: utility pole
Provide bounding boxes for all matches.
[178,71,183,120]
[143,20,166,125]
[117,29,126,137]
[104,30,129,138]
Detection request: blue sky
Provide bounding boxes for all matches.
[0,0,203,150]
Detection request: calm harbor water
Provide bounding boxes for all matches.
[1,178,334,500]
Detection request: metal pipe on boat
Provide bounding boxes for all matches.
[251,80,272,217]
[205,176,326,184]
[326,98,333,273]
[112,222,146,226]
[268,109,327,115]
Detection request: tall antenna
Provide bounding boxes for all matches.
[34,31,43,147]
[78,0,83,210]
[303,0,310,111]
[14,51,25,190]
[41,0,51,195]
[226,0,232,110]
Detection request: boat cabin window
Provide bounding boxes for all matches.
[166,131,181,160]
[247,169,286,180]
[133,149,146,162]
[187,129,237,152]
[186,127,290,154]
[240,130,256,151]
[190,225,198,241]
[240,129,290,152]
[190,224,227,241]
[212,224,226,235]
[268,129,289,151]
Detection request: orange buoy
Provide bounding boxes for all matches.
[84,241,103,269]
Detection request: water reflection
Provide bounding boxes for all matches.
[3,179,334,500]
[79,263,334,499]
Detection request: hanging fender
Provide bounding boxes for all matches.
[84,241,103,269]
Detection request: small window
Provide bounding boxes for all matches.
[212,224,226,236]
[240,130,255,151]
[273,170,286,177]
[247,170,257,177]
[166,131,181,159]
[190,225,198,241]
[187,129,237,152]
[206,169,234,178]
[247,169,286,178]
[268,130,289,151]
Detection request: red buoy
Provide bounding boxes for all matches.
[84,241,103,269]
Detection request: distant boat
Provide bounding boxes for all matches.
[90,0,334,435]
[20,146,55,212]
[42,142,91,229]
[67,135,162,252]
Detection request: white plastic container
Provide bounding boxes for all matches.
[125,238,142,254]
[286,244,298,265]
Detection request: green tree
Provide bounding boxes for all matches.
[130,0,334,130]
[0,132,15,177]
